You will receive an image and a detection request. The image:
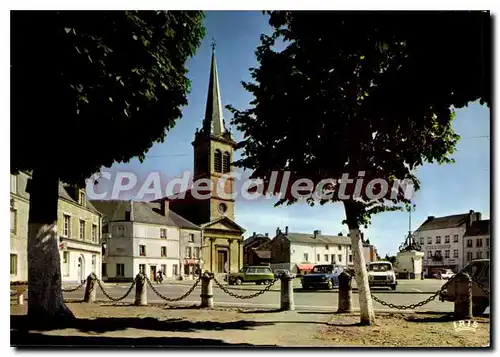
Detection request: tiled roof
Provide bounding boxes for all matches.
[464,220,490,237]
[416,213,470,231]
[244,235,270,247]
[280,232,351,245]
[90,200,200,230]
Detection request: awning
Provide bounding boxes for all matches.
[296,264,315,271]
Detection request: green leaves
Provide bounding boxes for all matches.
[11,10,206,183]
[228,11,488,229]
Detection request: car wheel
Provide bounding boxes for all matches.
[235,278,243,285]
[391,284,397,291]
[327,280,334,290]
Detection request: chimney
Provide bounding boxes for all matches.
[285,226,289,235]
[276,227,281,235]
[313,230,321,238]
[265,233,269,237]
[338,232,343,236]
[253,232,256,237]
[476,212,482,222]
[427,216,435,221]
[160,200,169,216]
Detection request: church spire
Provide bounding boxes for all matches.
[203,39,224,136]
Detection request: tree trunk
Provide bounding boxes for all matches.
[27,168,74,325]
[343,201,375,326]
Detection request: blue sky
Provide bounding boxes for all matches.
[96,11,490,257]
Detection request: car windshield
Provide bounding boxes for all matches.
[368,263,391,272]
[312,265,334,274]
[465,261,487,277]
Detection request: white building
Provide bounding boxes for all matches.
[270,227,377,273]
[414,210,482,275]
[463,219,490,263]
[11,171,103,284]
[91,200,202,282]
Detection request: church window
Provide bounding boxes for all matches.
[214,149,222,173]
[222,152,231,173]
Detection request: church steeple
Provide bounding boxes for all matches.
[203,39,225,136]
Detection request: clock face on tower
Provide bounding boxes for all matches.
[218,202,227,215]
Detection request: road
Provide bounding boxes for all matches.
[62,278,471,313]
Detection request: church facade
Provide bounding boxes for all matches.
[156,45,245,275]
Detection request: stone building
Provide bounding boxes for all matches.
[463,219,490,263]
[154,45,245,276]
[91,200,202,281]
[10,171,102,283]
[270,227,377,274]
[243,232,271,266]
[414,210,482,275]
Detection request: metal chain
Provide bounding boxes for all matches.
[212,275,279,299]
[144,276,201,302]
[371,266,467,310]
[62,280,87,292]
[471,274,490,295]
[95,277,136,302]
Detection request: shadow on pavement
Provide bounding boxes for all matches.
[11,314,275,334]
[11,331,273,347]
[405,312,490,323]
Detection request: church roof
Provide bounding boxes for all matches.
[203,42,225,136]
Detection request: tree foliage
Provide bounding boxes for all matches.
[228,11,489,227]
[11,10,205,182]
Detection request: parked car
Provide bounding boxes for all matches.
[437,269,455,280]
[301,264,343,290]
[367,261,397,290]
[228,266,275,285]
[273,269,296,278]
[440,259,490,315]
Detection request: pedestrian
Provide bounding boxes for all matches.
[157,270,164,284]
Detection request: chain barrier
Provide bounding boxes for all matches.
[212,275,280,299]
[370,266,468,310]
[95,277,136,302]
[144,275,201,302]
[471,274,490,296]
[62,279,87,292]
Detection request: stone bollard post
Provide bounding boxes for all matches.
[337,271,353,313]
[454,272,472,319]
[83,273,97,303]
[280,273,295,311]
[17,293,24,305]
[134,273,148,306]
[200,271,214,308]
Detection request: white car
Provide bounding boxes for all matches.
[367,261,397,290]
[437,269,455,280]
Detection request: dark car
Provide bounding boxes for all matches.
[301,264,344,290]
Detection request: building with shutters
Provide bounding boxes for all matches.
[463,219,490,263]
[270,227,377,274]
[10,171,102,284]
[91,200,202,282]
[413,210,483,275]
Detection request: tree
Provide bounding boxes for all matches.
[228,11,489,325]
[11,11,205,323]
[384,255,397,265]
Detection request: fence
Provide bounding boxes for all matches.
[11,267,489,319]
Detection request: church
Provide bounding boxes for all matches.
[155,43,246,275]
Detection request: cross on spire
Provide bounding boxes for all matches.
[210,38,216,52]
